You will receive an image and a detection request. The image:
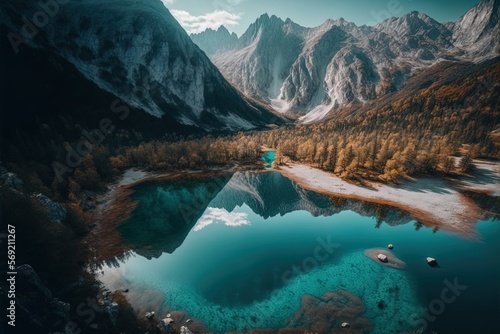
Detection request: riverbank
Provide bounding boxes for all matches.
[277,162,499,238]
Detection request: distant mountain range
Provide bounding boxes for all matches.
[191,0,500,123]
[0,0,282,132]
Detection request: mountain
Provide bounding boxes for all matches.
[191,25,239,56]
[190,0,500,123]
[453,0,500,57]
[0,0,282,131]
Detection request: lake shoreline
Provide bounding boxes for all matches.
[276,162,499,238]
[87,163,269,262]
[90,158,499,252]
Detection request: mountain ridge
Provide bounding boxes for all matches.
[0,0,283,131]
[191,0,500,123]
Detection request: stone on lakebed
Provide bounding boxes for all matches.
[377,254,388,262]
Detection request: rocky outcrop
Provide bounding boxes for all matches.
[0,167,23,191]
[0,264,71,333]
[31,193,68,224]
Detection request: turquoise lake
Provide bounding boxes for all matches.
[97,171,500,334]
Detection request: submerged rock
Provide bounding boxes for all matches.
[157,317,174,332]
[180,326,194,334]
[227,290,371,333]
[287,290,372,333]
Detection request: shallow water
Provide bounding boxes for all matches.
[97,171,500,333]
[261,151,275,168]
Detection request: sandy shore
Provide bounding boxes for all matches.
[458,159,500,196]
[277,163,492,237]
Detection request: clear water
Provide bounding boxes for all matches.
[98,171,500,334]
[261,150,275,168]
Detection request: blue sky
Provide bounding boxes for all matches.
[161,0,482,35]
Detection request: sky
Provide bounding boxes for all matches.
[161,0,482,35]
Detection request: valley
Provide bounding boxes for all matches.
[0,0,499,334]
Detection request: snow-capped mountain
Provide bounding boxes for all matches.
[191,0,500,123]
[0,0,281,131]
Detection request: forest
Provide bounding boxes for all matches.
[2,60,499,209]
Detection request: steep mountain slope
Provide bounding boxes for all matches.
[212,14,305,101]
[0,0,282,131]
[191,0,500,123]
[453,0,500,57]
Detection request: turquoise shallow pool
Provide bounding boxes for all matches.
[261,151,275,168]
[98,171,500,333]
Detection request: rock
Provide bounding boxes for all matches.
[364,248,406,269]
[166,313,171,317]
[341,322,350,328]
[7,265,71,332]
[80,198,96,210]
[104,302,119,325]
[0,167,23,191]
[377,254,388,263]
[427,257,438,267]
[185,318,192,323]
[388,244,394,249]
[31,193,68,223]
[286,290,372,333]
[180,326,194,334]
[157,317,175,333]
[145,311,155,320]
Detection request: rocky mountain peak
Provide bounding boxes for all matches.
[191,0,499,123]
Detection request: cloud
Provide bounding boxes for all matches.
[194,207,250,231]
[170,9,242,34]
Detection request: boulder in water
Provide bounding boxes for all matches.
[377,254,388,262]
[427,257,438,267]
